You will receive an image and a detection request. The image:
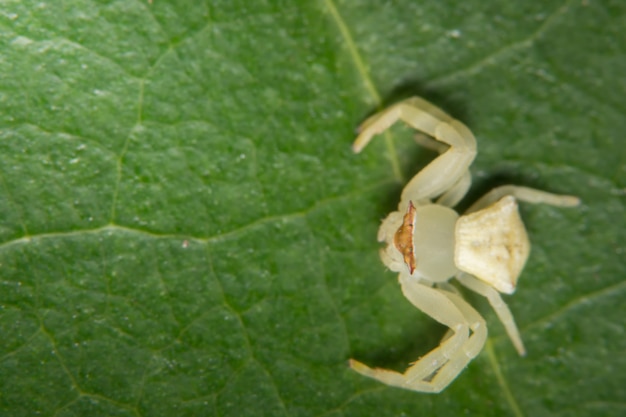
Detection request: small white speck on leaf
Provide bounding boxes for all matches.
[448,29,462,38]
[11,36,33,46]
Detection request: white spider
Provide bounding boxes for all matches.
[349,97,580,393]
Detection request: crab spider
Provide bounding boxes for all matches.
[349,97,580,393]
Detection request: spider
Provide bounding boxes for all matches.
[349,97,580,393]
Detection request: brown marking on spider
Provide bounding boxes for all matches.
[393,201,417,274]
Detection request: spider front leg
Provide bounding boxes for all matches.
[352,97,477,210]
[349,274,487,393]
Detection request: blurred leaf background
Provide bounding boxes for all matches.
[0,0,624,416]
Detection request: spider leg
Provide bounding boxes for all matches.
[466,185,580,214]
[424,289,487,389]
[435,171,471,208]
[349,274,487,393]
[457,272,526,356]
[352,97,477,210]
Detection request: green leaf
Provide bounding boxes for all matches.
[1,1,624,416]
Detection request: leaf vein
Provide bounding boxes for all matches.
[0,181,391,251]
[428,0,575,88]
[322,0,403,182]
[322,0,380,104]
[485,340,525,417]
[522,279,626,333]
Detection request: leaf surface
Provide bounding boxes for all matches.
[1,1,624,416]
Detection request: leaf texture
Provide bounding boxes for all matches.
[0,1,624,416]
